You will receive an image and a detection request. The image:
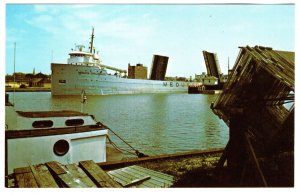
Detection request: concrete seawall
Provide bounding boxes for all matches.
[5,87,51,92]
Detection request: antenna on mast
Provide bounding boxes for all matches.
[89,27,94,53]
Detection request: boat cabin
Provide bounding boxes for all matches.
[5,95,108,174]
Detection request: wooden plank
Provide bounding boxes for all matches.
[113,167,157,187]
[46,161,66,175]
[64,164,96,188]
[245,133,268,187]
[79,160,122,188]
[120,166,169,187]
[216,141,229,169]
[142,179,171,188]
[107,170,138,187]
[119,166,168,187]
[14,167,31,174]
[30,164,59,188]
[131,165,174,182]
[123,176,150,187]
[47,162,96,188]
[107,166,174,188]
[14,167,38,188]
[46,161,70,187]
[98,148,224,170]
[57,172,81,187]
[107,168,155,187]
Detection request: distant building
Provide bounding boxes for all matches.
[194,72,206,82]
[30,73,47,87]
[150,55,169,80]
[128,63,148,79]
[6,69,51,88]
[6,72,29,83]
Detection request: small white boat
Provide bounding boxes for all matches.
[5,94,108,174]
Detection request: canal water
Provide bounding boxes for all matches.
[7,92,228,157]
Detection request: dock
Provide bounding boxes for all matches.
[7,148,223,188]
[11,160,174,188]
[12,160,121,188]
[188,86,221,94]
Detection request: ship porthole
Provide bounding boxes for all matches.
[53,139,69,156]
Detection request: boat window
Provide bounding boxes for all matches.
[53,139,69,156]
[32,120,53,128]
[65,119,84,126]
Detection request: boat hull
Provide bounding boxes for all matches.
[51,63,196,95]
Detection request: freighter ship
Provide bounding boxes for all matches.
[51,28,198,95]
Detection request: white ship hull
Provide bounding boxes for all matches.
[51,63,196,95]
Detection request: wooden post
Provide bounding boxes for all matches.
[227,113,247,183]
[215,141,229,169]
[5,137,8,187]
[244,133,268,186]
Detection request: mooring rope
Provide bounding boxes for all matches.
[107,136,137,156]
[107,127,149,158]
[95,121,148,158]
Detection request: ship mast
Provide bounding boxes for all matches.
[89,27,94,53]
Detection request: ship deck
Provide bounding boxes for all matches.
[5,125,108,138]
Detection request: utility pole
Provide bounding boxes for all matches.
[13,42,16,105]
[228,57,230,76]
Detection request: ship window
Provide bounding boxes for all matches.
[53,139,69,156]
[59,80,66,84]
[65,119,84,126]
[32,120,53,128]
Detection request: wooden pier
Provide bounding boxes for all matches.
[11,160,174,188]
[8,148,223,188]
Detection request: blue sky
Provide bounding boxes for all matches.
[5,4,295,77]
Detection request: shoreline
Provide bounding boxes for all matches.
[5,87,51,92]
